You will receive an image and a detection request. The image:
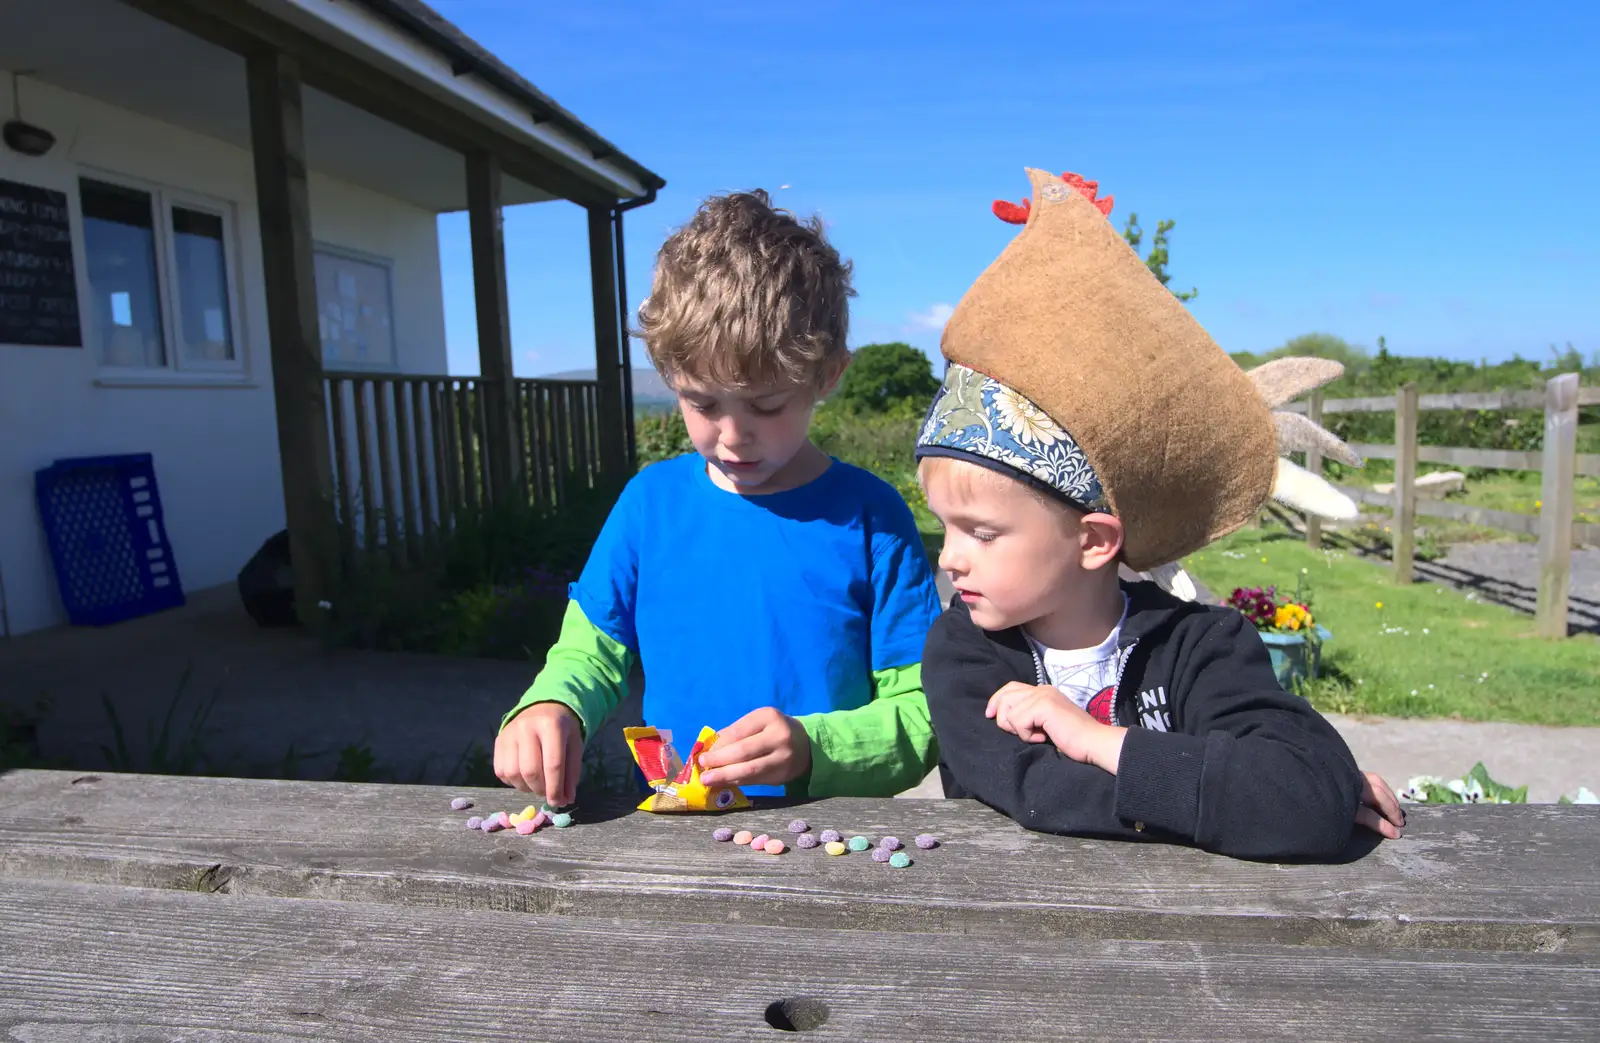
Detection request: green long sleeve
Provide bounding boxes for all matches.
[793,663,939,798]
[500,599,634,740]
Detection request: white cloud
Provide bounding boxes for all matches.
[908,303,955,331]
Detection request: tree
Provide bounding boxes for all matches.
[1121,214,1197,302]
[835,342,940,414]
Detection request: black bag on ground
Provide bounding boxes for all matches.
[238,529,298,627]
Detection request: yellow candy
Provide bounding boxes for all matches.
[824,841,847,856]
[519,805,540,819]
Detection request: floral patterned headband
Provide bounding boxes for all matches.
[914,363,1110,514]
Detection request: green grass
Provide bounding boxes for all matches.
[1182,526,1600,726]
[1326,461,1600,546]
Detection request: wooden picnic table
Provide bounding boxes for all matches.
[0,768,1596,1041]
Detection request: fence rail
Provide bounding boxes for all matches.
[321,373,603,568]
[1292,373,1592,638]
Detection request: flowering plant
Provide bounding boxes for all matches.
[1227,575,1318,638]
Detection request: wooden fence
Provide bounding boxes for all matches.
[321,373,604,568]
[1282,373,1599,638]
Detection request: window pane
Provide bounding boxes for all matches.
[80,178,165,367]
[314,250,395,367]
[171,206,234,363]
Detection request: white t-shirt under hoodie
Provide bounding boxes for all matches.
[1024,595,1133,726]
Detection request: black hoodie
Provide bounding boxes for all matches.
[923,580,1364,860]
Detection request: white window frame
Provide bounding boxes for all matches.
[78,167,248,382]
[314,242,399,373]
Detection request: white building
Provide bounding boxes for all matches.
[0,0,662,637]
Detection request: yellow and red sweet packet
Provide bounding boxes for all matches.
[623,725,750,813]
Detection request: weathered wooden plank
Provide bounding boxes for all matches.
[371,378,400,566]
[2,881,1595,1043]
[532,380,553,508]
[455,380,479,513]
[1393,383,1420,583]
[1,772,1595,955]
[350,378,379,554]
[1305,389,1324,551]
[1537,374,1581,638]
[325,377,357,568]
[467,150,522,504]
[1345,443,1600,479]
[1329,484,1600,545]
[588,204,627,480]
[393,378,418,566]
[438,381,462,519]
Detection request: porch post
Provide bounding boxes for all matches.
[246,48,336,625]
[466,150,520,501]
[587,205,626,481]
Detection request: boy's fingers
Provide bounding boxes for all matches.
[557,724,583,807]
[700,729,778,773]
[540,727,571,807]
[700,712,771,771]
[515,730,544,795]
[1363,773,1406,826]
[707,751,787,788]
[1355,805,1402,840]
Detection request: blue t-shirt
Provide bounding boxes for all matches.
[571,452,941,796]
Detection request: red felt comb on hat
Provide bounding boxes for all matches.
[992,171,1114,224]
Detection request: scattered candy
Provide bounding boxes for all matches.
[871,847,893,862]
[889,852,911,868]
[465,816,483,830]
[878,836,902,852]
[763,839,786,855]
[819,829,843,844]
[515,820,538,835]
[482,818,505,833]
[712,827,735,842]
[751,834,771,851]
[450,797,473,811]
[734,830,754,846]
[518,805,540,820]
[796,833,819,850]
[847,835,871,852]
[787,819,809,834]
[551,813,573,829]
[824,841,848,856]
[914,834,939,850]
[529,810,550,830]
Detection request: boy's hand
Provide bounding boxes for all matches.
[987,681,1127,775]
[1356,770,1406,840]
[698,707,812,788]
[494,702,583,807]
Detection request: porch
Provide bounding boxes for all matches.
[1,0,663,630]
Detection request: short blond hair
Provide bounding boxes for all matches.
[635,190,855,391]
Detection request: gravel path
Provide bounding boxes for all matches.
[1417,542,1600,634]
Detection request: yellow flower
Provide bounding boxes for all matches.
[1536,500,1543,508]
[1260,557,1268,563]
[1375,601,1384,609]
[1274,604,1312,631]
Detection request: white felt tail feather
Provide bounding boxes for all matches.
[1247,357,1346,408]
[1272,458,1359,520]
[1143,561,1199,602]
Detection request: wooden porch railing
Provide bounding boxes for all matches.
[321,372,604,566]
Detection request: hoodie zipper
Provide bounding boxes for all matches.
[1030,638,1140,727]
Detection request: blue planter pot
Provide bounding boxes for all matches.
[1258,626,1332,691]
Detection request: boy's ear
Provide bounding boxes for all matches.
[1079,513,1125,571]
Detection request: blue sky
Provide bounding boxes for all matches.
[432,0,1598,378]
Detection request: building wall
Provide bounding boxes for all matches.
[0,73,448,636]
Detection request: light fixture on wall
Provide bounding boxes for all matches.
[3,70,55,158]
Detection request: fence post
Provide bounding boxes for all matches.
[1392,382,1419,584]
[1536,373,1580,638]
[1305,388,1325,551]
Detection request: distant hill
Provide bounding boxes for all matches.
[540,367,676,410]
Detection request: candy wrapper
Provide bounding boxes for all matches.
[624,725,750,813]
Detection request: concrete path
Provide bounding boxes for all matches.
[3,581,1594,803]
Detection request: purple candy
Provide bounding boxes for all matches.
[914,834,939,850]
[787,819,809,834]
[712,827,735,842]
[879,836,902,852]
[465,816,484,830]
[450,797,473,811]
[819,829,842,844]
[796,833,819,849]
[871,847,893,862]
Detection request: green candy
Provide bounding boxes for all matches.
[551,812,573,829]
[847,835,871,852]
[888,851,911,868]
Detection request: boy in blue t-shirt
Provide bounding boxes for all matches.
[493,189,942,807]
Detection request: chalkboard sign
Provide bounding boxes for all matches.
[0,177,82,347]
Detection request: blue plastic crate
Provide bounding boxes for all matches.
[34,453,186,626]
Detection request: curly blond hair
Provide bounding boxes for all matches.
[635,190,855,392]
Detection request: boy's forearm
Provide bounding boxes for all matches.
[794,664,939,798]
[501,600,634,739]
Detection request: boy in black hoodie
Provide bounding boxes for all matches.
[914,168,1405,861]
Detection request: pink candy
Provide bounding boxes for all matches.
[515,820,538,835]
[763,839,786,855]
[750,834,771,851]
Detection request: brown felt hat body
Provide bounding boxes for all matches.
[940,168,1279,571]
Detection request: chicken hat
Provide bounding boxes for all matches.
[915,167,1361,573]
